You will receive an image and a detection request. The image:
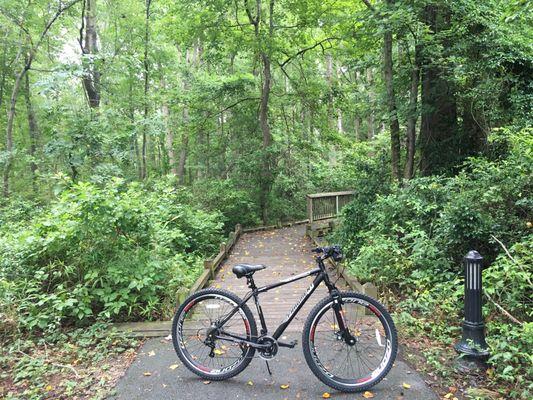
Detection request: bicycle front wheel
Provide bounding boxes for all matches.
[302,292,397,392]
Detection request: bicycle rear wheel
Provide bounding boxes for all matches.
[302,292,397,392]
[172,288,257,380]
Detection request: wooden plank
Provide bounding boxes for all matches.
[189,269,211,294]
[306,190,355,199]
[113,321,171,337]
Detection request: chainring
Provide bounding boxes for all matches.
[257,335,278,360]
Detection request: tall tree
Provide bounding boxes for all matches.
[382,2,401,182]
[79,0,100,108]
[23,68,39,191]
[245,0,275,224]
[2,0,81,198]
[404,43,419,180]
[362,0,401,181]
[418,4,457,175]
[140,0,152,180]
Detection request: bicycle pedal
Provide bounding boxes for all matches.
[278,339,298,348]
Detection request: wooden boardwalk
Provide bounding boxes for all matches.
[113,224,439,400]
[212,224,342,332]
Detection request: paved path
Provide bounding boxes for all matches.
[112,225,437,400]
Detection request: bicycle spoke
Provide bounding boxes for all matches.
[176,295,251,374]
[309,298,394,384]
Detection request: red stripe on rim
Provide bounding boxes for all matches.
[183,301,195,313]
[197,365,211,373]
[357,376,371,383]
[310,325,316,341]
[368,304,381,317]
[244,319,250,334]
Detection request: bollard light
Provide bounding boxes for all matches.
[454,250,490,367]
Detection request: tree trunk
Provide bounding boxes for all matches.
[81,0,100,108]
[245,0,275,224]
[3,0,79,197]
[24,70,39,192]
[177,48,192,185]
[0,33,8,109]
[177,127,188,184]
[419,4,458,175]
[259,51,273,224]
[366,68,375,139]
[162,102,176,175]
[382,4,401,182]
[336,65,344,134]
[3,68,25,197]
[160,77,176,175]
[404,46,420,180]
[354,116,361,140]
[140,0,151,180]
[326,54,334,130]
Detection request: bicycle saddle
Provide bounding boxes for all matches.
[232,264,266,278]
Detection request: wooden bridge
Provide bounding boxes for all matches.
[112,204,438,400]
[116,190,358,336]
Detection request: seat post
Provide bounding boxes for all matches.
[246,275,257,290]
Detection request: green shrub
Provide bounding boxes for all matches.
[0,179,222,334]
[185,178,261,231]
[336,127,532,398]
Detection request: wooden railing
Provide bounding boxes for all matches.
[306,191,355,223]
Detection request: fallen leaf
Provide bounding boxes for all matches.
[143,372,152,377]
[280,384,290,389]
[203,380,211,385]
[169,364,179,370]
[45,385,53,392]
[247,380,254,386]
[214,349,225,355]
[322,392,331,398]
[402,383,411,389]
[363,391,374,398]
[148,350,156,357]
[444,393,453,399]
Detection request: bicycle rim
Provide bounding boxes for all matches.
[175,294,252,375]
[307,296,395,388]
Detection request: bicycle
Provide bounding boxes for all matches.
[171,245,398,392]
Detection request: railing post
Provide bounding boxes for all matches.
[335,195,339,215]
[204,259,215,279]
[455,250,489,371]
[307,195,313,223]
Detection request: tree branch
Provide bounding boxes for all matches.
[361,0,376,11]
[484,292,524,326]
[491,235,533,287]
[279,37,339,68]
[78,0,86,52]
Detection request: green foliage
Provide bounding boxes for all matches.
[186,179,261,231]
[0,322,140,399]
[337,127,532,398]
[0,179,222,334]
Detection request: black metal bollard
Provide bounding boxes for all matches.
[454,250,490,368]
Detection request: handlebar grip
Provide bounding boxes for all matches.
[311,245,343,261]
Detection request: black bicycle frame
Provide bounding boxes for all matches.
[216,257,346,344]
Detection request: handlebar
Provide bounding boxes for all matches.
[312,245,343,262]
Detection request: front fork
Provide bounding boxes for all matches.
[330,289,357,346]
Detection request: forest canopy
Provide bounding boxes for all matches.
[0,0,531,398]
